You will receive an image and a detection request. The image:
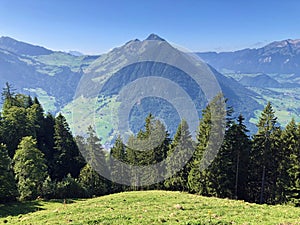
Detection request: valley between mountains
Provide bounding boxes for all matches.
[1,34,300,144]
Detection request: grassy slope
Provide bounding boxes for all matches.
[1,191,300,225]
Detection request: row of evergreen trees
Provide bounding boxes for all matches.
[110,96,300,206]
[0,84,299,206]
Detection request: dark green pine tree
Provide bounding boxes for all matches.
[188,93,226,196]
[27,97,45,144]
[209,114,251,200]
[188,100,213,195]
[125,135,140,189]
[126,114,170,189]
[286,120,300,206]
[42,113,56,176]
[164,120,195,191]
[84,126,108,177]
[52,113,85,180]
[232,115,251,200]
[79,164,108,197]
[13,136,48,200]
[248,102,279,204]
[0,143,18,202]
[278,119,297,204]
[152,119,171,190]
[78,126,109,196]
[110,135,128,192]
[268,126,284,204]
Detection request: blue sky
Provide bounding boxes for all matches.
[0,0,300,54]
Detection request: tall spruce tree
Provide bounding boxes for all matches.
[42,113,55,176]
[279,119,297,203]
[209,114,250,199]
[286,121,300,206]
[248,102,279,204]
[188,94,226,196]
[232,115,251,200]
[79,164,108,197]
[110,135,128,192]
[52,113,85,180]
[164,120,194,191]
[78,126,109,196]
[126,114,170,189]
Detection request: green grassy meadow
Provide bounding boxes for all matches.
[1,191,300,225]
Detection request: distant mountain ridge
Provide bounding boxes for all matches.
[197,39,300,74]
[0,36,97,112]
[0,36,53,56]
[2,35,300,138]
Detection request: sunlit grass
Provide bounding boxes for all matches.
[1,191,300,224]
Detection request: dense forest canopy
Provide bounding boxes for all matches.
[0,83,299,207]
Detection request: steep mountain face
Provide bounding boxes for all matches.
[67,34,260,143]
[0,37,98,112]
[197,39,300,74]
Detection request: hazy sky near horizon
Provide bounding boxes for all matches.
[0,0,299,54]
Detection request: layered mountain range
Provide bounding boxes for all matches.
[198,39,300,74]
[1,35,300,143]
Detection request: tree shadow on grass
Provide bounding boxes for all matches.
[0,201,44,218]
[0,198,85,218]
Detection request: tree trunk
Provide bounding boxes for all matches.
[235,152,240,200]
[260,165,266,204]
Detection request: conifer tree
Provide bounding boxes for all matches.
[52,113,85,180]
[248,102,279,204]
[209,114,250,199]
[79,164,108,196]
[0,143,17,202]
[232,115,251,199]
[188,93,226,196]
[164,120,194,191]
[78,126,109,195]
[126,114,170,189]
[84,126,108,177]
[42,113,55,175]
[110,136,127,191]
[286,120,300,206]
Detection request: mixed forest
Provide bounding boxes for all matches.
[0,83,299,207]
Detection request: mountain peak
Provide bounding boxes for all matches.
[266,38,300,49]
[145,34,165,41]
[0,36,53,56]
